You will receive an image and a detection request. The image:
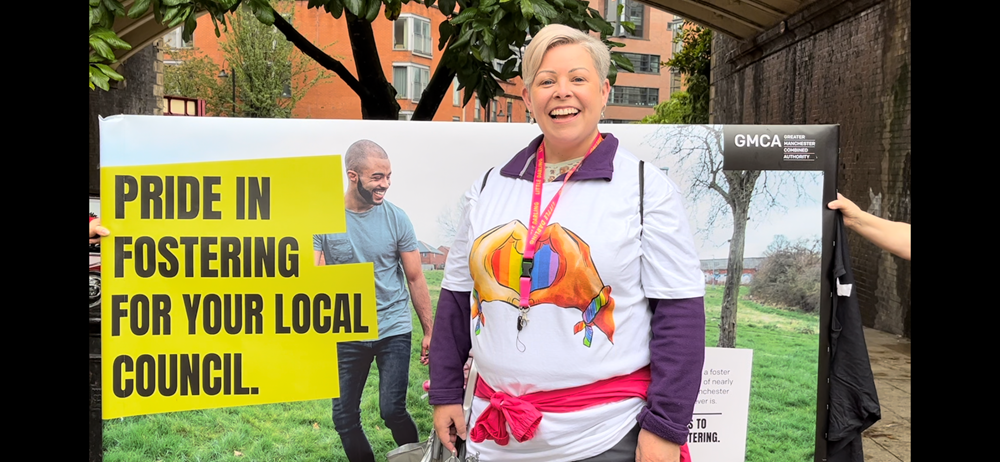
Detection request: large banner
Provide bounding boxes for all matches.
[99,116,837,461]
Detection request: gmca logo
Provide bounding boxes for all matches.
[734,134,782,148]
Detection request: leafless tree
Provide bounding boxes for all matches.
[437,198,465,247]
[647,125,819,348]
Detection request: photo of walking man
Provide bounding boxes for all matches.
[313,139,434,462]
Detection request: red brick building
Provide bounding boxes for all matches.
[417,241,447,269]
[701,257,763,286]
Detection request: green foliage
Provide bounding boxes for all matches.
[423,0,629,110]
[666,23,711,79]
[748,236,822,313]
[639,90,694,124]
[163,1,330,117]
[296,0,628,115]
[163,51,228,114]
[89,0,249,92]
[89,1,132,90]
[90,0,227,91]
[216,2,330,118]
[90,0,215,91]
[653,22,711,124]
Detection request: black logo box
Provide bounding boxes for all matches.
[722,124,838,173]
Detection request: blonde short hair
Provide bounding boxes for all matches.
[521,24,611,88]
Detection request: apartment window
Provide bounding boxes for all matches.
[453,116,461,122]
[610,86,659,107]
[621,53,659,74]
[162,28,193,49]
[669,19,685,54]
[394,15,433,57]
[474,97,481,121]
[507,100,513,123]
[606,0,645,39]
[453,77,461,106]
[393,63,430,101]
[670,69,682,96]
[414,18,432,55]
[669,19,684,35]
[399,111,413,121]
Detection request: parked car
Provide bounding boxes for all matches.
[90,196,101,313]
[90,241,101,311]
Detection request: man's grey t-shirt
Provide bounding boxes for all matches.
[313,200,418,340]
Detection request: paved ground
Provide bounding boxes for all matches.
[860,327,911,462]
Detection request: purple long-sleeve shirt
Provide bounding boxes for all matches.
[429,288,705,446]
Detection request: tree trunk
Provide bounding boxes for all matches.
[717,205,747,348]
[344,11,399,119]
[717,170,760,348]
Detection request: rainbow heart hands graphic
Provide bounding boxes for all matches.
[469,220,615,346]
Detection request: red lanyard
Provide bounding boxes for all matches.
[518,133,603,313]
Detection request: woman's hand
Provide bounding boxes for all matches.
[433,404,467,456]
[469,220,525,307]
[827,193,865,230]
[90,217,109,244]
[635,429,681,462]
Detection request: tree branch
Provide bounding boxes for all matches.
[709,181,732,207]
[413,35,459,121]
[270,9,367,100]
[344,10,398,119]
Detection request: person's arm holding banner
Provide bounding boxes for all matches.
[401,249,434,365]
[828,193,910,260]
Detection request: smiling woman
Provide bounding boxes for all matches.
[520,28,610,165]
[428,24,707,462]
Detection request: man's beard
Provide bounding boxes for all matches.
[357,179,385,206]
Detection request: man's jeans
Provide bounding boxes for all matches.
[331,332,419,462]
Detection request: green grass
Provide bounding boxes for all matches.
[103,274,820,461]
[703,285,821,462]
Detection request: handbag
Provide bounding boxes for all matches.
[387,361,480,462]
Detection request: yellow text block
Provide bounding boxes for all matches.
[100,155,377,419]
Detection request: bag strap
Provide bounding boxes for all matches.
[464,360,478,424]
[639,161,645,227]
[452,359,478,461]
[480,167,494,193]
